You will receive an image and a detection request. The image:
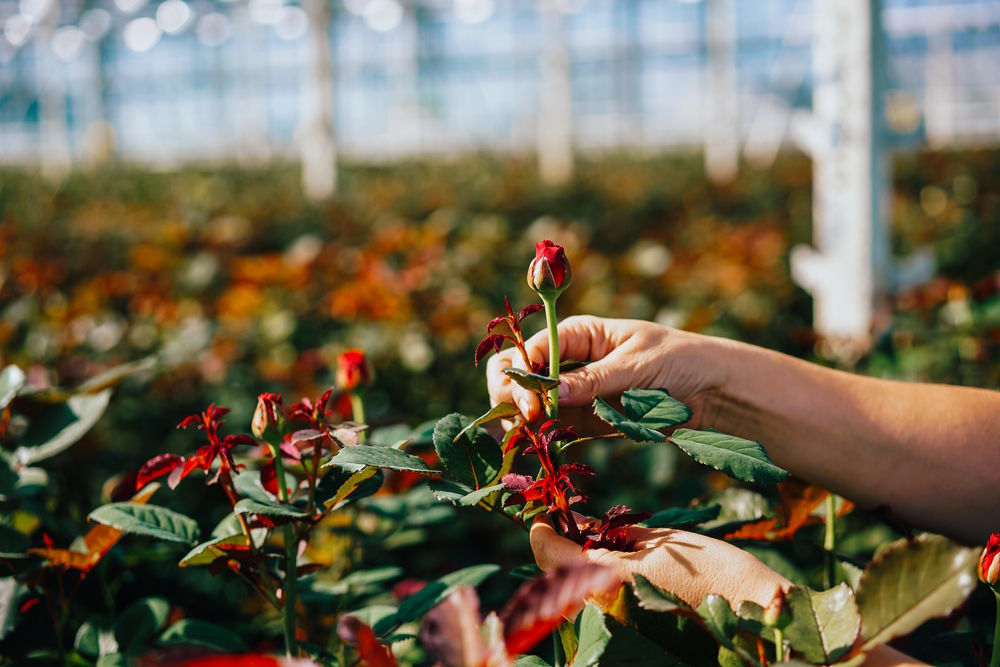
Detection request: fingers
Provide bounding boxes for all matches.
[486,349,543,422]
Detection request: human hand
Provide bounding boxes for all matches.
[486,315,727,427]
[529,516,788,609]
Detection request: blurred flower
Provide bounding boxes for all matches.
[336,349,372,392]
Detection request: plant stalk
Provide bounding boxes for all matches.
[351,391,366,442]
[773,627,785,662]
[541,294,560,419]
[270,444,298,657]
[991,591,1000,667]
[824,493,837,587]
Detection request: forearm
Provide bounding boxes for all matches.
[699,337,1000,544]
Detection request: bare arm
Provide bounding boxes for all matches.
[488,316,1000,544]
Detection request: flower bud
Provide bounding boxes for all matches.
[979,533,1000,587]
[762,588,791,629]
[527,240,572,297]
[337,349,372,392]
[252,393,283,440]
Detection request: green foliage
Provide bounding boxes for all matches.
[783,584,860,664]
[432,414,503,489]
[88,503,201,544]
[572,604,611,667]
[670,429,788,486]
[327,444,437,474]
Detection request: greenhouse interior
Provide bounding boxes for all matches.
[2,0,1000,665]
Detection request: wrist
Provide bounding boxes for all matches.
[657,329,736,430]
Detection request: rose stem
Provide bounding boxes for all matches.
[823,493,837,588]
[268,441,298,657]
[540,293,560,419]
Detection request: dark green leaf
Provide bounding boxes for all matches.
[856,534,979,649]
[320,467,382,510]
[503,368,559,393]
[696,594,739,648]
[96,654,128,667]
[114,597,170,653]
[621,389,692,428]
[0,525,30,557]
[158,619,246,653]
[514,657,551,667]
[643,505,720,529]
[427,479,504,507]
[593,397,665,442]
[632,574,693,614]
[455,403,520,442]
[784,584,860,664]
[0,366,25,410]
[573,604,610,667]
[75,621,115,657]
[88,503,200,544]
[327,445,438,474]
[391,564,500,628]
[669,429,788,485]
[432,414,503,489]
[233,498,308,519]
[14,390,111,465]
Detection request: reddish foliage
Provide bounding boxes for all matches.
[580,505,652,551]
[725,478,835,541]
[137,453,184,491]
[474,297,542,367]
[337,616,398,667]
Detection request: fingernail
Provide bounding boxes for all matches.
[557,381,568,400]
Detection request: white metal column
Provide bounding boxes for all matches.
[704,0,740,184]
[299,0,337,200]
[791,0,891,355]
[538,0,573,187]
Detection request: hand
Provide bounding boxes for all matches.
[486,315,726,427]
[529,516,789,610]
[531,518,926,665]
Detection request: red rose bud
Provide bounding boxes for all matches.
[762,588,791,629]
[527,240,572,297]
[337,349,372,392]
[251,392,283,440]
[979,532,1000,587]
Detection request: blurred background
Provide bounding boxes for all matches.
[2,1,1000,656]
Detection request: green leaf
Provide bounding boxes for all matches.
[96,654,128,667]
[114,597,170,653]
[454,402,520,442]
[427,479,505,507]
[304,567,403,600]
[178,534,249,567]
[432,414,503,489]
[503,368,559,393]
[233,498,308,519]
[514,657,551,667]
[631,574,693,614]
[856,534,979,650]
[556,620,579,663]
[327,445,438,474]
[320,467,382,510]
[669,429,788,485]
[77,356,157,394]
[593,397,665,442]
[0,577,27,640]
[573,603,611,667]
[158,619,246,653]
[696,594,739,648]
[643,505,720,529]
[390,564,501,628]
[232,472,277,503]
[784,584,860,664]
[0,365,25,410]
[88,503,200,544]
[75,621,116,657]
[621,388,692,428]
[14,390,111,465]
[0,525,30,558]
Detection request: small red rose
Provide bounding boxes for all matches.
[979,532,1000,586]
[527,240,572,296]
[337,349,372,392]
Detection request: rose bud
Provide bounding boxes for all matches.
[527,240,572,297]
[762,588,791,629]
[979,533,1000,587]
[252,392,283,440]
[337,349,372,392]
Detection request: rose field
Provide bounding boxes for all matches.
[2,149,1000,666]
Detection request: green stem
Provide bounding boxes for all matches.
[991,592,1000,667]
[541,294,560,419]
[552,631,563,667]
[824,493,837,588]
[774,627,785,662]
[270,445,298,657]
[351,391,367,443]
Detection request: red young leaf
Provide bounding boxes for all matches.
[260,459,280,497]
[420,586,489,667]
[337,616,398,667]
[474,335,507,367]
[500,563,619,656]
[581,505,651,551]
[501,473,533,492]
[517,304,543,322]
[137,453,184,491]
[486,315,507,333]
